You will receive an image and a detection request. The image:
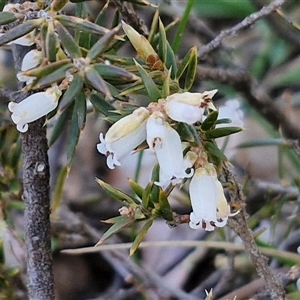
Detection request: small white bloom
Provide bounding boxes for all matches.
[97,107,150,169]
[189,164,229,231]
[146,111,193,186]
[20,49,43,71]
[163,90,218,124]
[16,49,42,85]
[8,85,62,132]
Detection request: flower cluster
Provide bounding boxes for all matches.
[97,90,233,231]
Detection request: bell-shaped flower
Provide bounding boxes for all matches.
[8,85,62,132]
[163,90,218,124]
[97,107,150,169]
[16,49,42,85]
[189,164,230,231]
[146,111,193,186]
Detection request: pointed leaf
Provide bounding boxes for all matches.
[93,63,139,84]
[204,140,227,163]
[46,21,57,62]
[176,46,197,80]
[204,126,243,139]
[0,19,43,46]
[85,66,111,97]
[89,92,115,116]
[156,189,173,221]
[134,59,161,101]
[128,179,144,199]
[96,178,139,205]
[184,46,197,90]
[97,216,135,245]
[55,15,109,36]
[177,122,201,145]
[161,68,171,98]
[59,73,84,111]
[142,181,154,209]
[67,104,81,166]
[30,62,74,89]
[49,104,73,147]
[130,219,153,256]
[54,20,82,58]
[74,89,87,130]
[87,28,118,61]
[201,110,219,131]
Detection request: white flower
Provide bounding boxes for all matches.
[163,90,218,124]
[146,111,193,186]
[97,107,150,169]
[16,49,42,85]
[189,164,230,231]
[8,85,62,132]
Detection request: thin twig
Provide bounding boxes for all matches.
[223,163,286,299]
[198,0,287,58]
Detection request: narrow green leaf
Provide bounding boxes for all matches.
[142,181,154,209]
[172,0,195,54]
[55,15,109,36]
[85,66,111,97]
[0,12,17,25]
[51,165,68,212]
[204,140,227,163]
[74,89,87,130]
[30,62,74,89]
[161,68,171,98]
[67,104,81,166]
[121,0,156,6]
[201,110,219,131]
[237,138,291,148]
[59,74,84,111]
[49,104,73,147]
[24,59,71,77]
[134,59,161,101]
[54,20,82,58]
[93,63,139,84]
[97,216,135,245]
[96,178,139,205]
[89,92,116,116]
[87,28,118,61]
[46,21,57,62]
[130,219,153,256]
[176,46,197,80]
[0,19,43,46]
[158,18,167,64]
[177,123,201,145]
[156,190,173,221]
[148,9,159,44]
[184,46,197,91]
[204,126,243,139]
[128,179,144,199]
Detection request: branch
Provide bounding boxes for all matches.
[223,162,286,299]
[198,0,287,58]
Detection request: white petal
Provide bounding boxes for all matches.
[105,107,149,143]
[97,110,148,169]
[189,168,217,222]
[215,179,230,220]
[21,49,42,71]
[8,85,61,132]
[146,111,167,150]
[164,100,203,124]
